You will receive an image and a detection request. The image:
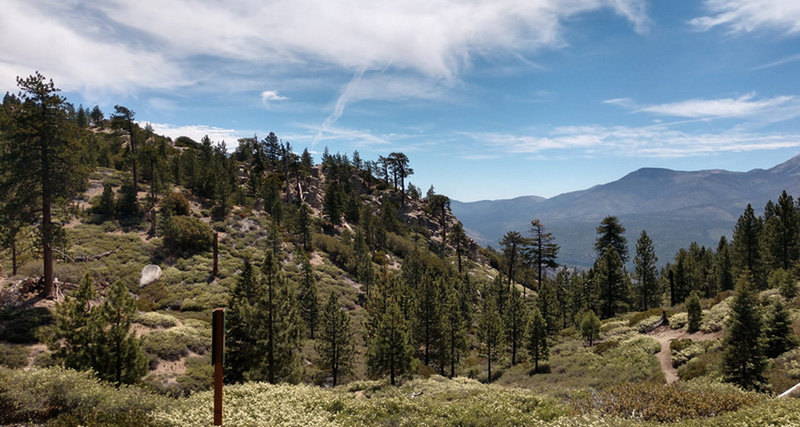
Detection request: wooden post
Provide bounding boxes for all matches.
[212,308,224,425]
[213,233,219,278]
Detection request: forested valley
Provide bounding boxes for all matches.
[3,74,800,425]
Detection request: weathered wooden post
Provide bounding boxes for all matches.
[213,233,219,278]
[212,308,225,425]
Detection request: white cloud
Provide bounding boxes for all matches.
[605,93,800,122]
[147,123,250,146]
[1,0,649,95]
[0,1,186,95]
[637,93,795,118]
[469,125,800,158]
[261,90,288,107]
[691,0,800,34]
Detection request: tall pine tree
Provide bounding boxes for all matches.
[634,230,659,310]
[722,271,767,390]
[316,292,354,386]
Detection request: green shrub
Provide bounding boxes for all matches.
[0,307,53,343]
[163,215,213,253]
[593,340,619,355]
[0,367,165,425]
[141,326,209,361]
[700,298,730,333]
[587,381,760,422]
[628,307,667,328]
[135,311,179,328]
[161,192,191,217]
[678,357,708,381]
[669,312,688,329]
[313,233,355,273]
[0,343,28,368]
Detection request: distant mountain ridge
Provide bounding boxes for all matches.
[452,154,800,267]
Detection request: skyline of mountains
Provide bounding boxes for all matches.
[452,153,800,268]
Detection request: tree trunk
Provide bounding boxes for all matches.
[456,240,462,273]
[42,171,54,298]
[11,238,17,276]
[212,233,219,278]
[268,279,275,384]
[450,331,455,378]
[487,346,492,383]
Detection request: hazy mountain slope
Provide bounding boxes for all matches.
[453,154,800,267]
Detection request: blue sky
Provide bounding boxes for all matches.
[3,0,800,201]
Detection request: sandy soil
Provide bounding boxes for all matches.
[648,326,723,384]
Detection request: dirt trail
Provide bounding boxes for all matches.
[648,326,723,384]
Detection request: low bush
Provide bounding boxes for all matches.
[161,192,191,216]
[669,312,688,329]
[588,381,760,422]
[0,307,53,343]
[0,367,165,425]
[0,343,29,368]
[141,326,209,361]
[162,215,213,253]
[135,311,179,328]
[678,357,708,381]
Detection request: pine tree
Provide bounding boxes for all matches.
[686,291,702,333]
[449,222,470,274]
[415,274,443,367]
[478,297,505,382]
[76,104,88,128]
[634,230,659,310]
[527,307,548,373]
[89,105,104,127]
[772,269,798,300]
[715,236,734,292]
[295,202,313,251]
[0,73,86,298]
[761,191,798,271]
[225,258,262,383]
[316,292,354,386]
[96,183,116,218]
[99,281,148,386]
[323,180,343,225]
[441,284,467,378]
[51,274,102,372]
[528,218,559,293]
[111,105,139,195]
[504,290,528,365]
[581,310,601,346]
[722,271,767,390]
[732,204,764,288]
[427,194,451,246]
[257,250,302,383]
[298,253,319,339]
[596,247,626,319]
[764,299,798,358]
[595,216,628,263]
[500,231,528,292]
[365,274,413,385]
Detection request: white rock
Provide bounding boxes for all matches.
[140,265,162,287]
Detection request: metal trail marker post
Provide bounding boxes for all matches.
[212,308,225,425]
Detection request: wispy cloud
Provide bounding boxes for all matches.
[1,0,649,95]
[261,90,288,108]
[753,53,800,70]
[605,93,800,122]
[691,0,800,34]
[467,125,800,158]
